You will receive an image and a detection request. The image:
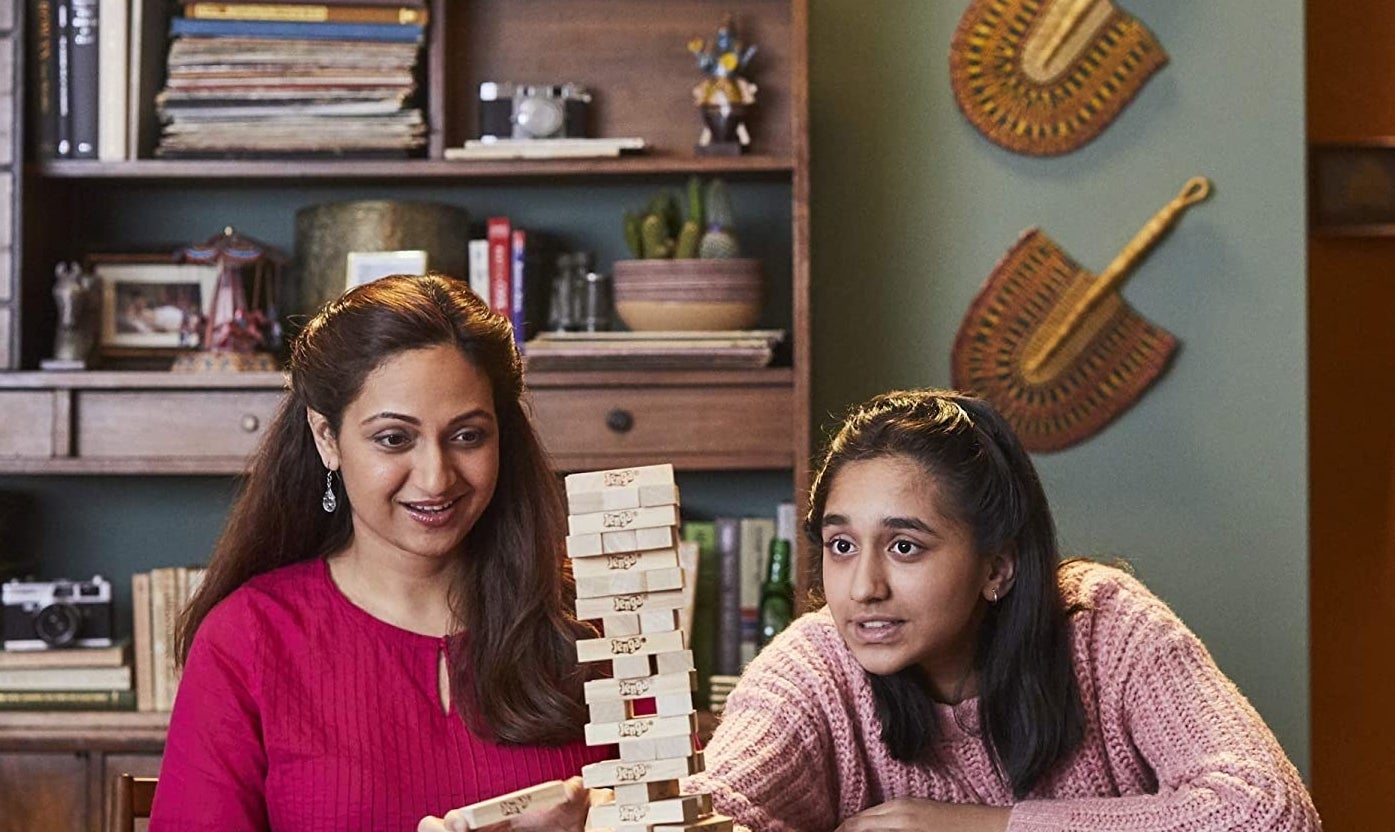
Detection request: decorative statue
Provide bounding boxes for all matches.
[688,14,758,154]
[47,261,96,368]
[171,227,285,373]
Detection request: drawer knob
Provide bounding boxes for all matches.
[605,409,634,434]
[240,414,260,433]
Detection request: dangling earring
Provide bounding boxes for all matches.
[989,587,999,603]
[322,470,338,513]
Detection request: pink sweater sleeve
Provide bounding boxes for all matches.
[1009,608,1320,831]
[150,595,269,832]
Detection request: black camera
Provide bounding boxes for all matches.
[478,82,592,140]
[2,576,115,649]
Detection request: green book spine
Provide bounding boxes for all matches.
[682,520,718,710]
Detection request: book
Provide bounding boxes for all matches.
[0,640,130,670]
[739,517,775,668]
[68,0,97,158]
[97,0,128,160]
[132,571,154,711]
[681,520,718,710]
[149,566,177,711]
[0,665,132,691]
[55,0,72,157]
[509,228,562,346]
[714,516,742,676]
[485,217,511,321]
[0,688,136,710]
[27,0,59,158]
[467,237,489,303]
[169,17,425,43]
[522,330,783,372]
[185,3,429,25]
[444,137,647,161]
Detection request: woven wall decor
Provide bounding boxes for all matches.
[951,178,1211,452]
[950,0,1168,155]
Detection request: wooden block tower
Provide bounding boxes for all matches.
[565,463,733,832]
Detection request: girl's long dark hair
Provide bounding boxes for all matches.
[176,274,588,744]
[804,389,1084,798]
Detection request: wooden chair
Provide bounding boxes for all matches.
[108,774,158,832]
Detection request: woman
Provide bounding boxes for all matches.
[691,389,1320,831]
[151,275,606,832]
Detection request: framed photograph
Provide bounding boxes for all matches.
[92,259,220,354]
[1311,142,1395,234]
[346,250,429,290]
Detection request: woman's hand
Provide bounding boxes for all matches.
[418,777,596,832]
[834,798,1010,832]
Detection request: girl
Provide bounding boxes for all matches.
[691,389,1319,831]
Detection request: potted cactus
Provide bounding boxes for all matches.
[614,177,761,331]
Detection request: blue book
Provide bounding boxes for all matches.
[169,18,423,43]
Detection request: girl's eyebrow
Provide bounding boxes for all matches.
[884,516,936,536]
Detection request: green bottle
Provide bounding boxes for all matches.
[757,538,794,650]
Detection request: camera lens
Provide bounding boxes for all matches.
[515,96,565,139]
[34,602,81,647]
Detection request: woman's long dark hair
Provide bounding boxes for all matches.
[804,389,1084,798]
[176,274,588,744]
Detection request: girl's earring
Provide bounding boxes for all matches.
[989,587,999,603]
[322,470,338,513]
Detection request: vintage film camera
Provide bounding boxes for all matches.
[2,576,115,650]
[478,82,592,141]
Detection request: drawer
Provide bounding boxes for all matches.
[77,391,284,458]
[0,391,57,457]
[527,384,794,470]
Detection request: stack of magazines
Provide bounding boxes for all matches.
[154,4,429,158]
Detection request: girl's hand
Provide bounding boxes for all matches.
[418,777,598,832]
[834,798,1010,832]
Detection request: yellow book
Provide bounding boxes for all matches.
[184,3,428,25]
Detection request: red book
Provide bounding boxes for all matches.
[486,217,511,320]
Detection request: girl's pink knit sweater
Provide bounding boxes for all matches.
[689,561,1319,831]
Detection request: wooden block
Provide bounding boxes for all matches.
[654,649,696,675]
[588,793,712,828]
[654,815,734,832]
[566,463,675,495]
[618,732,697,761]
[640,608,681,633]
[612,654,652,678]
[641,567,685,593]
[584,670,697,703]
[588,699,630,724]
[455,779,568,829]
[603,525,677,554]
[654,691,696,717]
[576,629,686,664]
[581,752,704,788]
[577,570,647,599]
[567,485,641,515]
[572,547,680,577]
[568,504,680,536]
[614,781,681,803]
[584,712,697,745]
[565,532,604,558]
[601,614,641,637]
[575,588,688,620]
[639,482,680,507]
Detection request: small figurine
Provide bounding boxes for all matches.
[688,14,758,154]
[171,227,285,373]
[42,261,97,369]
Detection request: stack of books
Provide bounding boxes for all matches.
[132,566,206,711]
[0,641,134,711]
[154,2,429,157]
[523,330,785,371]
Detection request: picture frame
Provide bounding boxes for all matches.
[90,256,220,355]
[346,250,429,290]
[1310,142,1395,235]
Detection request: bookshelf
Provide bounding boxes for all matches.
[0,2,809,828]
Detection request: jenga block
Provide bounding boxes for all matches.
[654,691,697,717]
[639,567,684,593]
[654,815,734,832]
[584,670,697,703]
[566,464,675,495]
[588,699,630,724]
[612,654,653,678]
[601,614,641,637]
[453,780,568,829]
[576,629,686,664]
[565,532,605,558]
[603,525,677,554]
[588,794,712,828]
[614,781,681,803]
[577,570,647,599]
[618,732,697,761]
[654,649,696,675]
[568,504,680,536]
[571,547,681,578]
[567,485,642,515]
[581,752,705,788]
[575,588,688,620]
[640,609,681,633]
[584,712,697,745]
[639,482,680,507]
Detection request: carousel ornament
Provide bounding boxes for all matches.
[172,227,286,373]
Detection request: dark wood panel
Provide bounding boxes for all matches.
[0,751,89,832]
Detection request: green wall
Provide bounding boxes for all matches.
[809,2,1310,774]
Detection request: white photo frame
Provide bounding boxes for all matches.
[346,250,429,290]
[96,262,220,351]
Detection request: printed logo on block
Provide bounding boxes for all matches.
[603,510,638,528]
[618,719,654,738]
[610,636,647,655]
[619,805,650,822]
[612,594,646,612]
[607,553,640,571]
[618,677,652,696]
[604,470,639,487]
[615,763,651,782]
[500,797,532,817]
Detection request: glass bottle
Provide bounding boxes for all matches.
[757,538,794,650]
